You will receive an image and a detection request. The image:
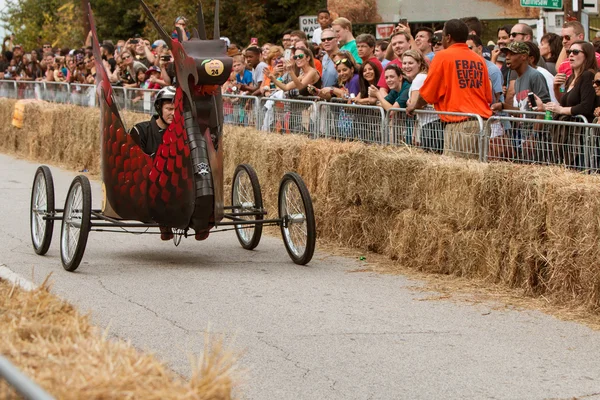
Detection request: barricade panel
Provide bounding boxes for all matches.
[259,97,317,136]
[318,101,385,144]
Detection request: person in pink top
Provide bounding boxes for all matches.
[554,21,600,100]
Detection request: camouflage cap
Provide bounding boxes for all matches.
[501,41,529,55]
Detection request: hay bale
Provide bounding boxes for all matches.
[5,101,600,313]
[0,279,237,399]
[545,179,600,310]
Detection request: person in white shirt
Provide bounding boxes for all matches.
[311,9,332,45]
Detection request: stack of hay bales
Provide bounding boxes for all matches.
[0,278,236,399]
[2,99,600,312]
[223,126,600,312]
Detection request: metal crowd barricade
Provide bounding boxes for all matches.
[123,87,159,113]
[386,108,485,159]
[0,355,54,400]
[318,100,386,144]
[14,81,43,101]
[42,81,70,104]
[68,83,96,107]
[258,97,318,136]
[223,94,260,129]
[0,80,18,99]
[483,116,596,170]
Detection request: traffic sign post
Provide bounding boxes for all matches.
[521,0,563,8]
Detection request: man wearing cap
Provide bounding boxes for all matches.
[491,41,550,112]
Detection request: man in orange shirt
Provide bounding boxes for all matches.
[407,19,492,159]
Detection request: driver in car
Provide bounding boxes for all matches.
[131,86,176,157]
[130,86,176,240]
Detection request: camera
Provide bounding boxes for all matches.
[130,39,139,45]
[160,55,171,61]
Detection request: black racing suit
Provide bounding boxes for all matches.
[130,115,166,156]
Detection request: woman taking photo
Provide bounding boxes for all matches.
[544,41,597,168]
[260,46,285,97]
[267,46,320,97]
[354,60,381,105]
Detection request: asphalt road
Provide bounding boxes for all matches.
[2,152,600,400]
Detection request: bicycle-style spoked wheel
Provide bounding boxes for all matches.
[232,164,263,250]
[60,175,92,272]
[30,166,55,255]
[278,172,316,265]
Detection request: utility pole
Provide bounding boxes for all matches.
[81,0,91,37]
[564,0,583,21]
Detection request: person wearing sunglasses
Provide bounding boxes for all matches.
[546,41,598,169]
[119,50,147,88]
[554,22,600,95]
[266,47,321,96]
[320,28,340,87]
[509,24,533,44]
[172,16,190,42]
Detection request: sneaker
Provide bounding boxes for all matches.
[194,229,210,241]
[160,226,174,241]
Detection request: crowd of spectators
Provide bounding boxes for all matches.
[3,11,600,167]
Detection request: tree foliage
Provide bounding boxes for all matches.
[2,0,322,50]
[2,0,85,49]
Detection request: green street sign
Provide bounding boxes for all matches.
[520,0,563,9]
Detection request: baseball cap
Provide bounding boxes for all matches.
[501,41,529,55]
[145,66,161,76]
[152,40,167,49]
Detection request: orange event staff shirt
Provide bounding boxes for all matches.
[419,43,493,122]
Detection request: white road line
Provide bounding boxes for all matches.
[0,265,37,291]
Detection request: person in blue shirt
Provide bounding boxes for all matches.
[232,55,252,87]
[368,63,410,110]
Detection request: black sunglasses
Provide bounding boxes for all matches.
[293,54,305,60]
[566,49,582,56]
[510,32,525,38]
[562,35,571,41]
[321,37,336,42]
[593,80,600,86]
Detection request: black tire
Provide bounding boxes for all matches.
[278,172,316,265]
[231,164,263,250]
[60,175,92,272]
[30,166,55,255]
